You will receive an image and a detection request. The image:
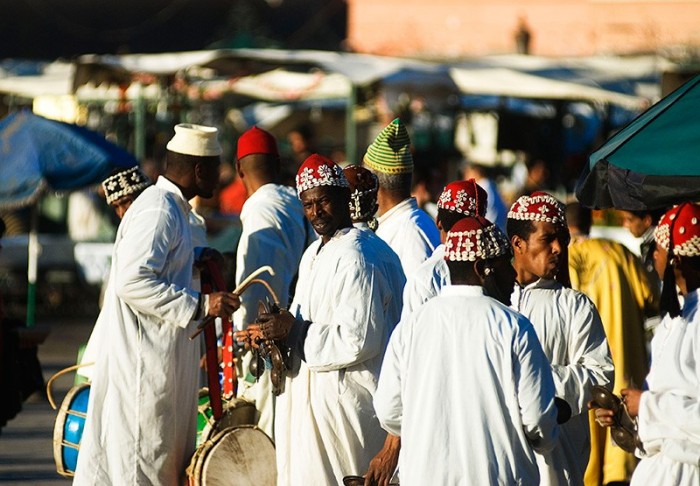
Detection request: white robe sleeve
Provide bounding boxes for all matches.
[114,206,198,328]
[374,320,409,436]
[550,296,614,415]
[302,258,389,371]
[638,391,700,446]
[514,316,559,454]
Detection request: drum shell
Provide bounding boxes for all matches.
[197,388,257,448]
[53,383,90,478]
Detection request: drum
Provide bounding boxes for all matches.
[52,382,90,477]
[197,388,257,447]
[187,425,276,486]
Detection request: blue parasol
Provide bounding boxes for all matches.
[0,110,138,325]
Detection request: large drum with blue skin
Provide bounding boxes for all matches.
[52,383,90,477]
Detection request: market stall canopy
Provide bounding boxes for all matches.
[72,48,453,90]
[200,68,352,102]
[449,66,646,110]
[0,61,74,98]
[575,75,700,210]
[72,49,657,110]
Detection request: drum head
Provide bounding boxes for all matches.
[200,426,276,486]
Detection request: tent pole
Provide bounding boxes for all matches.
[345,85,357,164]
[134,82,146,161]
[26,204,39,327]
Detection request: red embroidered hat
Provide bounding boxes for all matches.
[507,191,566,227]
[437,179,488,217]
[444,216,511,262]
[296,154,349,197]
[236,126,279,160]
[654,202,700,257]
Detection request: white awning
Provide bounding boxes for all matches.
[449,66,645,110]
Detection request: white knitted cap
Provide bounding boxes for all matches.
[166,123,222,157]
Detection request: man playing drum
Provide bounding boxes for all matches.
[74,124,240,485]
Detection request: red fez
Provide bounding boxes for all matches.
[508,191,567,228]
[437,179,488,217]
[295,154,349,197]
[444,216,511,262]
[655,203,700,256]
[237,126,279,160]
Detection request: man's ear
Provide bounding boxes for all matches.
[673,254,683,268]
[511,234,526,255]
[436,218,443,231]
[473,259,487,281]
[236,160,243,178]
[194,162,204,180]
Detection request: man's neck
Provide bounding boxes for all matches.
[320,221,353,244]
[514,264,541,287]
[244,175,275,197]
[163,174,195,200]
[377,189,408,216]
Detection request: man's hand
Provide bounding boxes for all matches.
[234,324,264,350]
[207,291,240,318]
[364,434,400,486]
[621,388,642,417]
[588,400,616,428]
[258,309,295,341]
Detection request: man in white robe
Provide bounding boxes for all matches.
[74,124,240,486]
[233,126,314,437]
[399,179,488,319]
[374,215,559,485]
[507,192,613,486]
[594,202,700,486]
[365,178,489,484]
[78,166,152,382]
[363,118,440,278]
[237,154,405,484]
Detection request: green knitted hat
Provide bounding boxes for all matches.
[363,118,413,175]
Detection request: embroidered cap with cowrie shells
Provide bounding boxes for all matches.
[654,203,700,257]
[444,215,511,262]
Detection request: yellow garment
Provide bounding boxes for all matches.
[568,238,659,486]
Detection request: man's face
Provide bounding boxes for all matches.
[300,186,347,242]
[513,220,566,282]
[110,194,136,220]
[195,157,221,199]
[653,244,668,280]
[620,211,650,238]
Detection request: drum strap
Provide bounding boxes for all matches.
[199,259,237,421]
